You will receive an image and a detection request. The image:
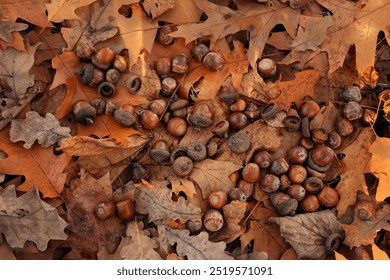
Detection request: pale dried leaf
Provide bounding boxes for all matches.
[0,22,28,43]
[45,0,96,23]
[158,0,202,24]
[0,186,68,251]
[270,210,344,259]
[120,222,162,260]
[10,112,71,149]
[160,226,234,260]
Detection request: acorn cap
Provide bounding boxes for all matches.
[114,109,135,127]
[172,156,193,177]
[150,149,170,164]
[187,142,207,161]
[227,132,250,154]
[90,98,106,115]
[189,114,213,128]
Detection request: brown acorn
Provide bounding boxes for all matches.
[288,165,307,184]
[150,99,167,117]
[161,77,177,96]
[286,184,306,201]
[208,191,228,209]
[150,140,170,164]
[228,188,247,201]
[310,146,334,167]
[73,100,96,125]
[227,132,251,154]
[261,174,280,193]
[355,200,376,221]
[172,54,188,74]
[300,194,320,213]
[187,142,207,162]
[228,112,248,130]
[203,52,223,71]
[192,43,210,62]
[113,55,127,72]
[140,110,159,130]
[242,163,260,183]
[270,157,289,176]
[76,41,95,59]
[253,150,272,169]
[300,100,320,119]
[257,58,277,78]
[116,200,135,220]
[237,179,254,197]
[344,101,363,120]
[155,57,171,76]
[335,117,354,136]
[230,98,247,112]
[326,131,342,149]
[172,156,193,177]
[95,201,115,220]
[311,128,329,144]
[288,145,308,165]
[106,68,121,83]
[156,25,175,45]
[203,209,224,232]
[167,117,188,137]
[317,186,339,208]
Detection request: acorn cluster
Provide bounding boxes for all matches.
[94,199,135,221]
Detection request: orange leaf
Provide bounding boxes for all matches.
[0,128,71,198]
[271,70,320,112]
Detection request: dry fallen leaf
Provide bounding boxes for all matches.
[270,210,344,260]
[10,111,71,149]
[159,226,234,260]
[0,185,68,251]
[45,0,96,23]
[0,22,28,43]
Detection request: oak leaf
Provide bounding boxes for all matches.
[0,43,39,100]
[120,221,162,260]
[0,1,47,27]
[189,159,242,199]
[159,226,234,260]
[0,128,71,198]
[10,111,71,149]
[335,128,375,217]
[45,0,96,23]
[171,0,300,71]
[0,22,28,43]
[365,135,390,201]
[126,181,203,224]
[158,0,202,24]
[270,210,344,260]
[179,39,249,100]
[0,185,68,251]
[240,203,289,260]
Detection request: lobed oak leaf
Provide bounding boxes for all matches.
[45,0,96,23]
[0,22,28,43]
[10,111,71,149]
[240,202,289,260]
[335,128,375,217]
[0,185,68,251]
[126,181,203,224]
[0,43,39,100]
[189,159,242,199]
[142,0,175,19]
[158,0,202,25]
[0,128,70,198]
[178,39,249,100]
[0,242,16,260]
[0,1,47,27]
[372,243,390,260]
[120,221,162,260]
[365,135,390,202]
[159,226,234,260]
[270,70,320,112]
[171,0,300,72]
[169,177,196,199]
[270,210,344,260]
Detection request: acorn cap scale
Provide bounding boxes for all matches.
[227,132,250,154]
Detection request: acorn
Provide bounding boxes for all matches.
[361,109,376,126]
[212,120,229,137]
[207,141,219,157]
[105,101,119,115]
[113,55,127,72]
[286,184,306,201]
[300,100,320,119]
[187,142,207,161]
[301,117,310,138]
[355,200,376,221]
[237,179,254,197]
[300,137,315,150]
[311,128,329,144]
[219,87,240,105]
[94,201,115,220]
[167,117,188,137]
[317,186,339,208]
[242,163,260,183]
[279,174,291,191]
[192,42,210,62]
[261,103,278,120]
[116,200,135,220]
[92,47,114,70]
[230,98,247,112]
[288,145,308,165]
[170,147,188,163]
[150,99,167,117]
[140,110,159,130]
[261,174,280,193]
[270,192,298,216]
[156,25,175,45]
[310,146,334,167]
[73,100,96,125]
[193,101,213,119]
[253,150,272,169]
[203,209,224,232]
[187,220,203,235]
[106,68,121,83]
[228,112,248,130]
[90,98,106,115]
[341,86,361,103]
[335,117,354,136]
[76,41,95,59]
[172,156,193,177]
[284,108,301,132]
[203,52,223,71]
[169,99,189,112]
[114,109,136,127]
[129,163,148,182]
[227,132,250,154]
[303,176,324,193]
[172,54,188,74]
[80,64,105,87]
[228,188,247,201]
[270,158,289,176]
[150,140,170,164]
[300,194,320,213]
[244,102,262,120]
[257,58,277,78]
[326,131,342,149]
[208,191,228,209]
[161,77,177,96]
[155,57,171,76]
[344,101,363,120]
[98,81,116,97]
[288,165,307,184]
[172,107,188,119]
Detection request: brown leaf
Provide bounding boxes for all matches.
[189,159,242,198]
[0,43,39,100]
[10,111,71,149]
[0,185,68,251]
[160,226,234,260]
[178,39,249,100]
[0,1,47,27]
[0,22,28,43]
[365,135,390,201]
[0,128,71,198]
[178,126,214,148]
[171,0,300,71]
[45,0,96,23]
[158,0,202,24]
[127,181,203,224]
[142,0,176,19]
[270,210,344,260]
[169,177,196,198]
[270,70,321,112]
[120,221,162,260]
[342,203,390,248]
[240,203,289,260]
[0,242,16,260]
[335,128,375,217]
